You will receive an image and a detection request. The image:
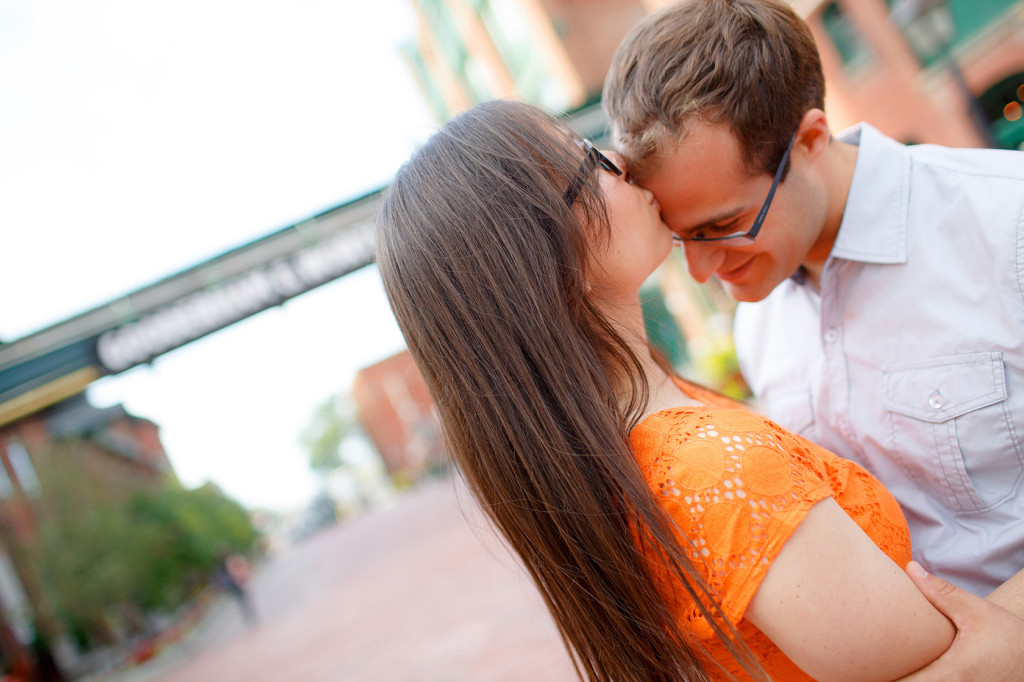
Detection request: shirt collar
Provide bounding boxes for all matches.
[830,122,909,265]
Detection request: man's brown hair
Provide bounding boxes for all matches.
[603,0,825,180]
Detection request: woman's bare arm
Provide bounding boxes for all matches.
[745,497,955,682]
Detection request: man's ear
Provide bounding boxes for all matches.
[795,108,831,163]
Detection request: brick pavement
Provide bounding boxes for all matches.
[146,477,579,682]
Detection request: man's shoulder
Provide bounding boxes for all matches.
[907,142,1024,181]
[902,142,1024,246]
[846,121,1024,181]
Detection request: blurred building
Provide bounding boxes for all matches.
[404,0,1024,145]
[0,396,175,677]
[395,0,1024,398]
[350,351,445,482]
[402,0,663,120]
[398,0,747,392]
[798,0,1024,150]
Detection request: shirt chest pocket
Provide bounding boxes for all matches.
[883,351,1024,513]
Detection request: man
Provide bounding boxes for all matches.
[604,0,1024,675]
[903,563,1024,681]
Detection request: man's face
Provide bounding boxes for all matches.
[638,122,827,302]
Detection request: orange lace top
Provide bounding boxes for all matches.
[630,381,912,681]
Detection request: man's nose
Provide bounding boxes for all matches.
[682,241,726,283]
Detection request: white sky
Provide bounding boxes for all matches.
[0,0,439,512]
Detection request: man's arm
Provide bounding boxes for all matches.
[987,566,1024,619]
[897,562,1024,682]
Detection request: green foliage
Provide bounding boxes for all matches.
[699,343,751,401]
[33,489,138,629]
[126,483,257,609]
[641,282,689,369]
[300,393,356,474]
[30,449,257,641]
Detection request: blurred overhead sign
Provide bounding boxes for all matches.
[0,102,610,429]
[0,189,382,428]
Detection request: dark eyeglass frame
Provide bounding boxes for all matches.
[683,131,798,244]
[562,139,623,207]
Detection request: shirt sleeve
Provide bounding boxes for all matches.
[631,407,834,633]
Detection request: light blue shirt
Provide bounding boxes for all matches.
[734,123,1024,596]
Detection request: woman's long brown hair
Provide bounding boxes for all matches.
[375,100,765,681]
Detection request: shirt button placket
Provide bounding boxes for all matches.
[822,317,853,442]
[818,260,855,446]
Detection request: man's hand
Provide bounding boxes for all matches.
[897,561,1024,681]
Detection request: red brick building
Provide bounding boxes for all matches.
[405,0,1024,147]
[0,395,175,677]
[350,351,445,481]
[403,0,656,120]
[796,0,1024,150]
[398,0,1024,397]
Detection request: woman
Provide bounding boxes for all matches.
[375,100,954,682]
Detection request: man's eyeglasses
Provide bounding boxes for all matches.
[682,131,798,245]
[563,139,623,207]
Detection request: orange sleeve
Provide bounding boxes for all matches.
[631,407,835,633]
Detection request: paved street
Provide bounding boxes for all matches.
[120,476,578,682]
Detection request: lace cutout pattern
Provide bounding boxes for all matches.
[631,403,912,681]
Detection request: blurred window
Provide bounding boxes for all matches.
[888,0,1017,66]
[945,0,1017,47]
[476,0,569,110]
[401,42,450,121]
[4,440,40,498]
[822,3,873,71]
[0,445,13,499]
[420,0,491,103]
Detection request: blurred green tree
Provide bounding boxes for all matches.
[300,393,356,475]
[126,482,257,609]
[29,445,257,646]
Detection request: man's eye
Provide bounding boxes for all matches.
[708,222,738,234]
[690,222,739,240]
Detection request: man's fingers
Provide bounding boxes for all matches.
[905,562,972,627]
[900,563,1024,682]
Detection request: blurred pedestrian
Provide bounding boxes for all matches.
[215,552,256,626]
